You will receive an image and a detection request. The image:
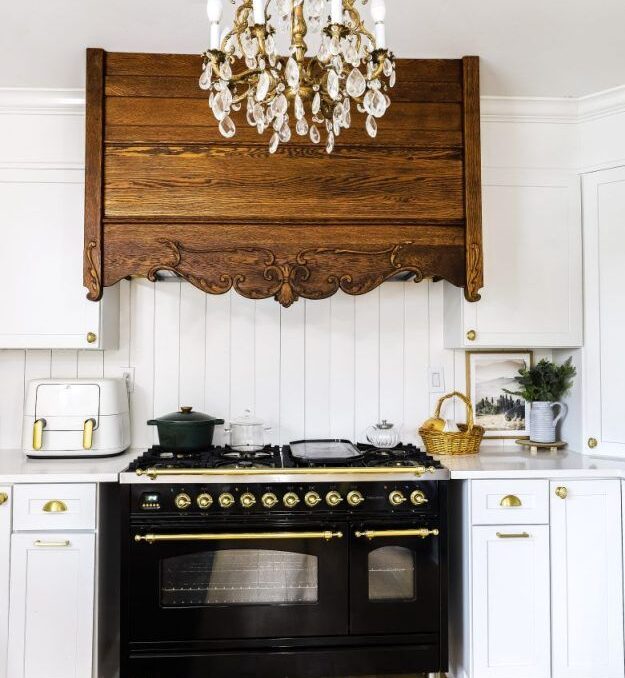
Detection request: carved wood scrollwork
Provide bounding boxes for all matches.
[147,240,426,307]
[84,240,102,301]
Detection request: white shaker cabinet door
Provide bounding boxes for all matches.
[472,525,551,678]
[0,487,11,678]
[444,168,583,348]
[7,532,95,678]
[582,166,625,455]
[550,480,624,678]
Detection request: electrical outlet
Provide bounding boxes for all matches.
[428,367,445,393]
[122,367,136,393]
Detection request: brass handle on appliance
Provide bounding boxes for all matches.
[555,486,568,500]
[135,466,435,479]
[410,490,428,506]
[496,532,530,539]
[83,418,96,450]
[354,528,440,540]
[34,539,70,547]
[466,330,477,341]
[33,418,46,451]
[134,531,344,544]
[500,494,522,508]
[347,491,365,507]
[0,493,8,506]
[42,500,68,513]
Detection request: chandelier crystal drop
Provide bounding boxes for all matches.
[201,0,395,154]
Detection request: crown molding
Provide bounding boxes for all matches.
[577,85,625,122]
[0,88,85,115]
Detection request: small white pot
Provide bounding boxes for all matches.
[530,401,567,443]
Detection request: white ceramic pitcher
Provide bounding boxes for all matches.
[530,401,567,443]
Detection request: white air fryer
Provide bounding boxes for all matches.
[22,378,130,458]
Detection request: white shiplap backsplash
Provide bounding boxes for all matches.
[0,278,461,450]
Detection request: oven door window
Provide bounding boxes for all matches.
[161,549,319,607]
[368,545,415,601]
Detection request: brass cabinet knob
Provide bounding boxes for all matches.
[218,492,235,508]
[196,493,213,510]
[261,492,278,509]
[346,491,365,507]
[0,493,8,506]
[86,332,97,344]
[588,437,598,449]
[174,493,192,510]
[555,486,568,500]
[240,492,256,509]
[466,330,477,341]
[410,490,429,506]
[283,492,300,508]
[304,491,321,508]
[389,490,407,506]
[325,490,343,507]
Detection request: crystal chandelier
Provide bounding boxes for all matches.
[200,0,395,154]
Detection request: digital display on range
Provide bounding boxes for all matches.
[140,492,161,510]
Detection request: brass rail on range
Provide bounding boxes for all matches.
[134,530,344,544]
[135,465,437,480]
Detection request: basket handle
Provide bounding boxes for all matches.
[433,391,475,432]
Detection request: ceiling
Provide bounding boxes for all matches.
[1,0,624,97]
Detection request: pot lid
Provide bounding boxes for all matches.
[229,409,265,426]
[373,419,395,430]
[148,406,225,425]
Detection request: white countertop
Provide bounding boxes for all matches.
[0,449,137,483]
[440,448,625,479]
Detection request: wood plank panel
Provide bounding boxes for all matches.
[304,299,332,439]
[379,284,405,428]
[254,298,281,439]
[279,301,306,444]
[229,294,256,420]
[329,292,356,440]
[179,282,206,410]
[153,282,181,418]
[354,290,380,441]
[204,293,231,443]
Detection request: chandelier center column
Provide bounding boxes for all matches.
[291,2,308,65]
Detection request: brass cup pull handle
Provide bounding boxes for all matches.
[134,531,344,544]
[500,494,522,508]
[83,418,96,450]
[42,500,68,513]
[34,539,70,547]
[0,492,8,506]
[496,532,530,539]
[355,528,440,540]
[555,486,568,500]
[33,418,47,451]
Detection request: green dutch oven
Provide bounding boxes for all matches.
[147,406,225,452]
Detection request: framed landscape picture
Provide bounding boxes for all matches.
[466,351,533,439]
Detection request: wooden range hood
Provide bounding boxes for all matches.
[84,49,483,307]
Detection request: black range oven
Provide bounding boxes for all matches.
[121,477,448,678]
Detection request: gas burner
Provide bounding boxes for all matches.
[214,459,274,470]
[219,449,273,460]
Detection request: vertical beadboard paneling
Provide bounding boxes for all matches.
[354,289,380,443]
[403,282,430,444]
[428,281,456,421]
[379,284,406,426]
[179,284,207,410]
[229,294,256,419]
[254,298,281,439]
[329,292,355,440]
[204,293,231,445]
[104,278,131,376]
[153,282,182,418]
[50,350,78,378]
[0,350,25,448]
[280,301,306,444]
[129,279,156,448]
[304,299,331,439]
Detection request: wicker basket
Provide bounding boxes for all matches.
[419,391,484,456]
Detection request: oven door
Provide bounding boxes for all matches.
[349,521,442,635]
[128,522,348,641]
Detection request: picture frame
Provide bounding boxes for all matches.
[466,350,534,439]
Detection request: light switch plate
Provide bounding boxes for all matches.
[428,367,445,393]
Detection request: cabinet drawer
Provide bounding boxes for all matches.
[12,484,96,531]
[471,480,549,525]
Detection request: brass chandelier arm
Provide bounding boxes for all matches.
[220,0,253,52]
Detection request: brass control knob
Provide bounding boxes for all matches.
[410,490,428,506]
[174,493,192,510]
[326,490,344,507]
[347,490,365,507]
[196,493,213,510]
[283,492,300,509]
[240,492,256,509]
[261,492,278,509]
[389,490,407,506]
[304,491,322,507]
[218,492,235,509]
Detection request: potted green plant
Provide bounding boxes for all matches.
[504,357,576,443]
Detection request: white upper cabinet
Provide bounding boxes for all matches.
[0,487,11,678]
[582,166,625,455]
[444,169,583,348]
[550,480,624,678]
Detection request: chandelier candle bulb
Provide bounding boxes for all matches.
[206,0,223,48]
[253,0,265,24]
[371,0,386,48]
[331,0,343,24]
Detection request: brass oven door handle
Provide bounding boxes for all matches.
[33,418,47,450]
[134,530,344,544]
[83,418,96,450]
[354,528,440,540]
[496,532,530,539]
